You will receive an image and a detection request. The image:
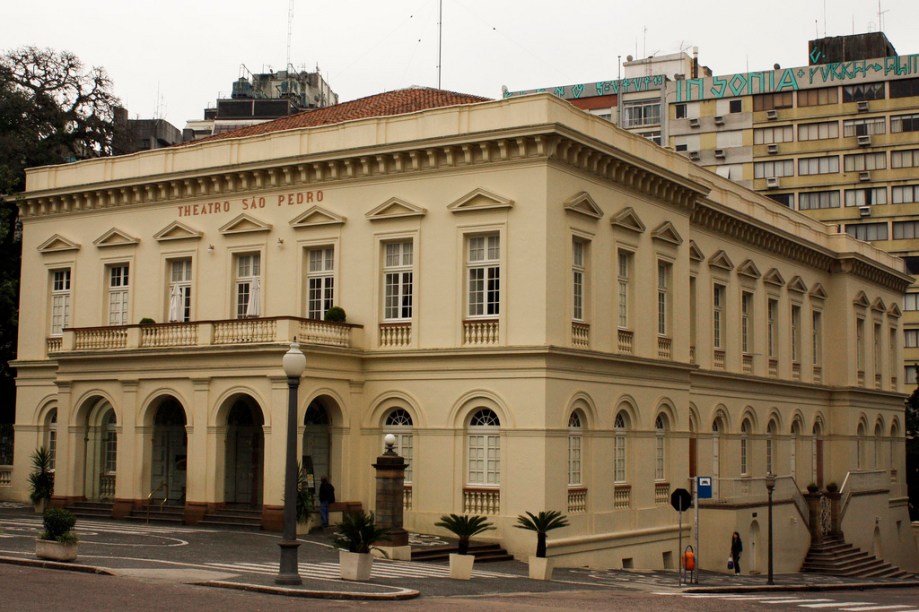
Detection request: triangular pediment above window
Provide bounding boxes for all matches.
[153,221,203,242]
[788,275,808,294]
[708,250,734,271]
[888,303,902,318]
[219,213,272,235]
[610,207,646,234]
[289,205,346,228]
[93,228,139,248]
[365,198,427,221]
[37,234,80,253]
[563,192,603,220]
[853,291,871,308]
[737,259,761,279]
[689,240,705,262]
[764,268,785,287]
[447,188,513,212]
[809,283,827,300]
[871,297,887,312]
[651,221,683,246]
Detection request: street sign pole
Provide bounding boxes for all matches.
[678,499,683,586]
[693,478,699,583]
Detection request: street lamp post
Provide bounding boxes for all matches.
[276,341,306,585]
[765,471,776,586]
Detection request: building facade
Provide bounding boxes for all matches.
[5,89,915,571]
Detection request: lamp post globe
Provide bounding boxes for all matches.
[276,341,306,585]
[384,433,397,454]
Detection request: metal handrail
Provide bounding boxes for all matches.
[146,481,168,524]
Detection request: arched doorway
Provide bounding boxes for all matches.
[749,521,760,574]
[302,400,331,496]
[151,399,187,504]
[82,400,117,501]
[224,398,264,507]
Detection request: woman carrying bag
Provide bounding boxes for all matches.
[730,531,743,575]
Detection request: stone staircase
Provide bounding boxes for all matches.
[198,506,263,530]
[802,535,914,579]
[411,542,514,564]
[65,501,114,521]
[125,503,185,526]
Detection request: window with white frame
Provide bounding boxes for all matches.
[657,261,671,337]
[467,408,500,485]
[906,364,918,384]
[107,265,129,326]
[892,185,919,204]
[904,329,919,348]
[768,298,779,358]
[893,221,919,240]
[307,248,334,319]
[905,293,919,311]
[103,411,117,474]
[754,125,793,144]
[847,222,888,241]
[843,117,886,137]
[798,191,840,210]
[813,309,823,367]
[742,291,754,354]
[384,409,413,483]
[572,239,586,322]
[45,410,57,471]
[845,188,887,207]
[713,283,726,350]
[843,83,885,102]
[844,152,886,172]
[891,149,919,169]
[798,155,839,175]
[568,412,583,486]
[622,100,661,128]
[613,410,629,483]
[754,159,794,179]
[168,259,192,322]
[235,253,260,319]
[383,242,413,321]
[798,121,839,141]
[891,113,919,134]
[655,414,667,481]
[467,235,500,318]
[617,250,632,329]
[740,419,751,475]
[791,304,802,364]
[50,269,71,336]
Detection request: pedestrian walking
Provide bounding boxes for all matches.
[730,531,743,575]
[318,475,335,529]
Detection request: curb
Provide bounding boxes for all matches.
[196,580,421,601]
[683,580,919,593]
[0,555,116,576]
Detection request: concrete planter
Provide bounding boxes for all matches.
[528,556,554,580]
[339,550,373,581]
[296,513,318,535]
[35,538,78,562]
[449,553,475,580]
[33,499,47,515]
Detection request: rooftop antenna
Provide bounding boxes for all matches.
[437,0,443,89]
[878,0,888,32]
[823,0,827,36]
[286,0,294,99]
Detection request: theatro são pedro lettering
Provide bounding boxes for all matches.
[177,189,324,217]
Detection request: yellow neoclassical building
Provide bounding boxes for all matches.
[5,88,916,571]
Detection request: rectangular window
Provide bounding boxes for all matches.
[742,291,753,354]
[874,322,882,373]
[713,284,726,350]
[768,298,779,358]
[235,253,261,319]
[905,329,919,348]
[307,248,334,319]
[657,262,671,337]
[892,185,919,204]
[107,265,129,326]
[891,113,919,134]
[642,131,662,145]
[856,318,865,371]
[845,188,887,207]
[893,221,919,240]
[568,434,582,486]
[716,130,743,148]
[754,126,793,144]
[843,118,886,137]
[904,293,919,311]
[754,159,794,179]
[383,241,413,320]
[675,104,686,119]
[622,100,661,128]
[891,149,919,169]
[812,310,823,367]
[753,92,794,111]
[798,121,839,141]
[50,269,71,336]
[847,222,889,241]
[907,365,918,384]
[890,77,919,98]
[572,239,586,321]
[844,152,886,172]
[767,193,795,208]
[798,87,838,107]
[467,234,500,317]
[729,99,742,113]
[467,434,500,485]
[799,155,839,175]
[168,259,192,322]
[843,83,885,102]
[799,191,839,210]
[617,250,631,328]
[791,304,802,363]
[614,434,626,482]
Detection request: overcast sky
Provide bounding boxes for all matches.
[3,1,918,129]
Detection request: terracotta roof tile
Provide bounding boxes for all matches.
[186,87,491,146]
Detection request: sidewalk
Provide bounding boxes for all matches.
[1,503,916,600]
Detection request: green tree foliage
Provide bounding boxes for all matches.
[0,47,120,422]
[906,367,919,520]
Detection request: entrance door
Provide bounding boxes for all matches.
[302,402,331,496]
[151,401,187,503]
[224,400,263,507]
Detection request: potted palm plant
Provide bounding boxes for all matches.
[333,510,389,580]
[35,507,78,562]
[28,447,54,514]
[515,510,569,580]
[434,513,495,580]
[294,464,317,535]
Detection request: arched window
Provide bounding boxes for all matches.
[613,410,629,483]
[873,422,882,469]
[790,419,802,481]
[467,408,500,485]
[103,411,117,474]
[712,414,725,493]
[45,410,58,472]
[740,419,751,476]
[857,421,867,469]
[655,414,667,481]
[384,408,413,483]
[766,420,777,475]
[812,419,824,488]
[568,411,583,486]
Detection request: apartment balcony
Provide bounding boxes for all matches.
[46,316,362,357]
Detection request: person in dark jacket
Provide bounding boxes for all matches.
[730,531,743,575]
[318,476,335,528]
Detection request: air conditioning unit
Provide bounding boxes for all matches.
[857,100,870,112]
[859,206,872,217]
[689,151,701,161]
[767,143,779,154]
[766,177,780,189]
[766,109,778,120]
[714,149,726,159]
[857,134,871,146]
[714,115,725,125]
[859,171,871,182]
[689,117,700,128]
